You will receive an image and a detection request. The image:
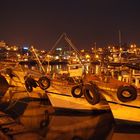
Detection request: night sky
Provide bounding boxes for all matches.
[0,0,140,50]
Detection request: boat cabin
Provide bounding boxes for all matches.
[118,69,140,89]
[59,64,84,77]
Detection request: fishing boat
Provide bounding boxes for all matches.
[83,73,140,124]
[0,64,51,99]
[44,71,109,113]
[46,90,109,114]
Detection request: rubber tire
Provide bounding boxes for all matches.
[25,81,33,92]
[38,76,50,90]
[71,85,83,98]
[83,82,100,105]
[117,85,137,102]
[25,76,38,88]
[28,78,38,88]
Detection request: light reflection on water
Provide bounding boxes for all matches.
[0,98,114,140]
[0,97,140,140]
[41,64,68,74]
[32,63,91,74]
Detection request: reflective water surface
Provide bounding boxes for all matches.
[0,96,140,140]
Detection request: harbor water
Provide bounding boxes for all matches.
[0,90,140,140]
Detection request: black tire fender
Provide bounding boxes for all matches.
[24,76,37,87]
[71,85,83,98]
[83,82,100,105]
[24,76,37,92]
[38,76,50,90]
[25,80,33,92]
[117,85,137,102]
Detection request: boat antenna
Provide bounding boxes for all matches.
[119,30,122,48]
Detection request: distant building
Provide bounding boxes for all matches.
[0,41,7,60]
[0,41,6,47]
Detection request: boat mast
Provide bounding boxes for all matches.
[119,30,122,48]
[118,30,122,63]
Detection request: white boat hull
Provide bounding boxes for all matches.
[108,101,140,124]
[101,90,140,124]
[46,91,109,113]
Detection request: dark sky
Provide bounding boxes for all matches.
[0,0,140,50]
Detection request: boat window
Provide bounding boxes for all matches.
[67,77,75,83]
[123,78,126,82]
[134,70,140,74]
[70,65,81,70]
[132,78,135,83]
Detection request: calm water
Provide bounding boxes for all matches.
[0,96,140,140]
